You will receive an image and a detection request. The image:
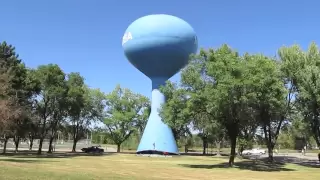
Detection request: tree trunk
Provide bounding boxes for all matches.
[314,134,320,148]
[312,109,320,148]
[38,117,47,155]
[267,145,274,162]
[238,145,244,156]
[216,141,221,156]
[202,138,207,155]
[29,136,34,151]
[37,137,44,154]
[263,122,274,162]
[312,125,320,148]
[13,136,20,153]
[72,138,78,152]
[48,137,54,153]
[2,138,8,154]
[117,144,121,153]
[72,122,79,152]
[184,145,188,153]
[228,135,237,167]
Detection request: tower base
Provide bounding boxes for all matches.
[136,150,178,156]
[136,112,179,155]
[136,79,179,155]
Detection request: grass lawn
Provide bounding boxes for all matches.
[0,153,319,180]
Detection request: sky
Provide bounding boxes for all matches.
[1,0,320,98]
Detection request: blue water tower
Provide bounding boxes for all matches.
[122,14,198,154]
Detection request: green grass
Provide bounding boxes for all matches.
[0,152,319,180]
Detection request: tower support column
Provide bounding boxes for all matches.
[136,77,179,154]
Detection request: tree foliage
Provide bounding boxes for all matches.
[160,81,192,141]
[279,42,320,147]
[104,85,150,152]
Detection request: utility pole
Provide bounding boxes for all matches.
[57,132,60,144]
[86,132,89,145]
[99,135,103,145]
[90,131,93,144]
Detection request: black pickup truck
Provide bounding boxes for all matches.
[81,146,104,153]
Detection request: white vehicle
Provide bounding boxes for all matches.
[242,148,266,155]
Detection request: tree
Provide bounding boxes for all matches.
[66,72,85,152]
[26,115,40,151]
[9,67,40,153]
[69,85,105,152]
[0,42,40,153]
[279,42,320,149]
[238,123,257,156]
[160,82,192,140]
[34,64,66,154]
[185,46,255,166]
[12,115,29,152]
[177,135,194,153]
[47,81,68,153]
[207,48,248,166]
[24,69,41,151]
[0,70,21,153]
[104,85,149,152]
[277,110,313,150]
[0,70,15,131]
[135,105,150,139]
[180,52,218,155]
[206,122,226,156]
[289,112,314,148]
[244,54,287,161]
[160,81,193,152]
[0,42,19,134]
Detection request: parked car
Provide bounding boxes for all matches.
[81,146,104,153]
[242,148,266,155]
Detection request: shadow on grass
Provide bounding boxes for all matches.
[116,151,231,158]
[113,152,136,155]
[271,156,320,169]
[179,160,294,172]
[240,155,320,169]
[180,152,230,157]
[0,150,115,159]
[180,155,320,172]
[0,158,55,163]
[296,160,320,168]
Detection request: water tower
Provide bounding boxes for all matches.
[122,14,198,155]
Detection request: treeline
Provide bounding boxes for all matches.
[0,41,150,154]
[159,43,320,166]
[91,43,319,166]
[1,41,320,167]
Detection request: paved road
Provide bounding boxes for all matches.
[259,153,318,160]
[1,142,117,153]
[1,142,318,159]
[241,152,319,165]
[186,151,319,161]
